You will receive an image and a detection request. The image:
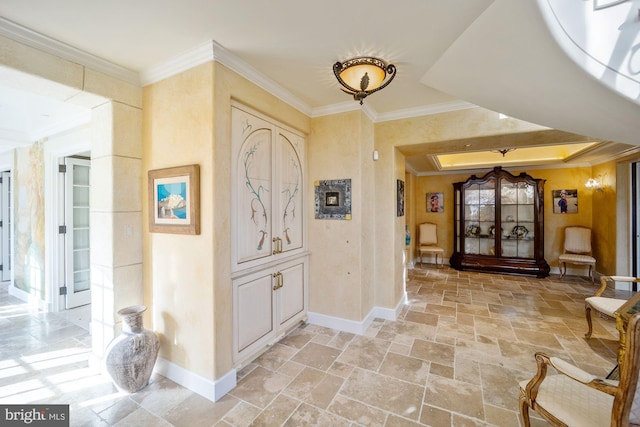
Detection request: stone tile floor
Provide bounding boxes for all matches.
[0,266,628,426]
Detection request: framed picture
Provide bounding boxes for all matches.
[427,192,444,213]
[553,189,578,214]
[397,180,405,217]
[148,164,200,234]
[315,179,351,220]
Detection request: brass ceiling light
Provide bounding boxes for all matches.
[333,57,396,104]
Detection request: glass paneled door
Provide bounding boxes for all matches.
[64,157,91,309]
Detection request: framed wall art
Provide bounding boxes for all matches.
[427,192,444,213]
[552,189,578,214]
[148,164,200,234]
[315,179,351,220]
[397,179,405,217]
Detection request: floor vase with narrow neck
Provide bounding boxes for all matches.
[105,305,160,393]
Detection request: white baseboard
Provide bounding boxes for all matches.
[153,357,236,402]
[307,297,405,335]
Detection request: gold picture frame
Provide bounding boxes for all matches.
[148,164,200,234]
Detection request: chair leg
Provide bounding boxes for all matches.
[518,391,531,427]
[588,265,594,283]
[585,304,593,338]
[559,262,566,278]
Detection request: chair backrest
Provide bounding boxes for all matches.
[613,312,640,425]
[564,226,592,254]
[419,223,438,245]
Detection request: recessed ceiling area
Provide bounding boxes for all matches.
[401,128,640,174]
[434,142,598,171]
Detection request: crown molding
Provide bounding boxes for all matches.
[140,40,313,116]
[376,100,477,122]
[210,41,311,116]
[0,18,483,126]
[139,41,214,86]
[310,101,377,122]
[0,17,139,86]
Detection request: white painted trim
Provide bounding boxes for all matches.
[414,162,595,177]
[0,17,487,124]
[307,299,404,336]
[307,311,372,335]
[0,17,139,86]
[376,101,478,123]
[154,357,236,403]
[139,41,214,87]
[140,40,313,117]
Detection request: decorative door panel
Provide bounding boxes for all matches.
[235,272,274,353]
[276,130,304,254]
[233,109,274,265]
[277,262,305,328]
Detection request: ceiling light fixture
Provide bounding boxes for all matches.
[333,57,396,105]
[492,148,516,157]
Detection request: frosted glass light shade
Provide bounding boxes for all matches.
[333,57,396,104]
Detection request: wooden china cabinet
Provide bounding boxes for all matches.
[450,167,550,277]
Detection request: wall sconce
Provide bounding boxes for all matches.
[333,57,396,105]
[585,177,604,192]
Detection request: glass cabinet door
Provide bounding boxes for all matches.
[500,181,535,258]
[463,179,495,256]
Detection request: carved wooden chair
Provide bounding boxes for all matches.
[519,311,640,427]
[558,226,596,283]
[585,276,640,339]
[418,222,444,267]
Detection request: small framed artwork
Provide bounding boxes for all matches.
[427,192,444,213]
[148,164,200,234]
[397,180,405,217]
[315,179,352,220]
[553,189,578,214]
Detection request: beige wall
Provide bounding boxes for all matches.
[592,160,618,275]
[142,62,216,379]
[308,111,375,320]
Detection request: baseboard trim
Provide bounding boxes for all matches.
[153,357,236,402]
[307,298,405,335]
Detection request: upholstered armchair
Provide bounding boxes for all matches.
[559,226,596,283]
[417,222,444,267]
[519,312,640,427]
[585,276,640,339]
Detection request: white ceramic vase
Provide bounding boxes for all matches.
[104,305,160,393]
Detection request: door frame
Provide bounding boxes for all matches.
[44,126,91,312]
[0,155,12,286]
